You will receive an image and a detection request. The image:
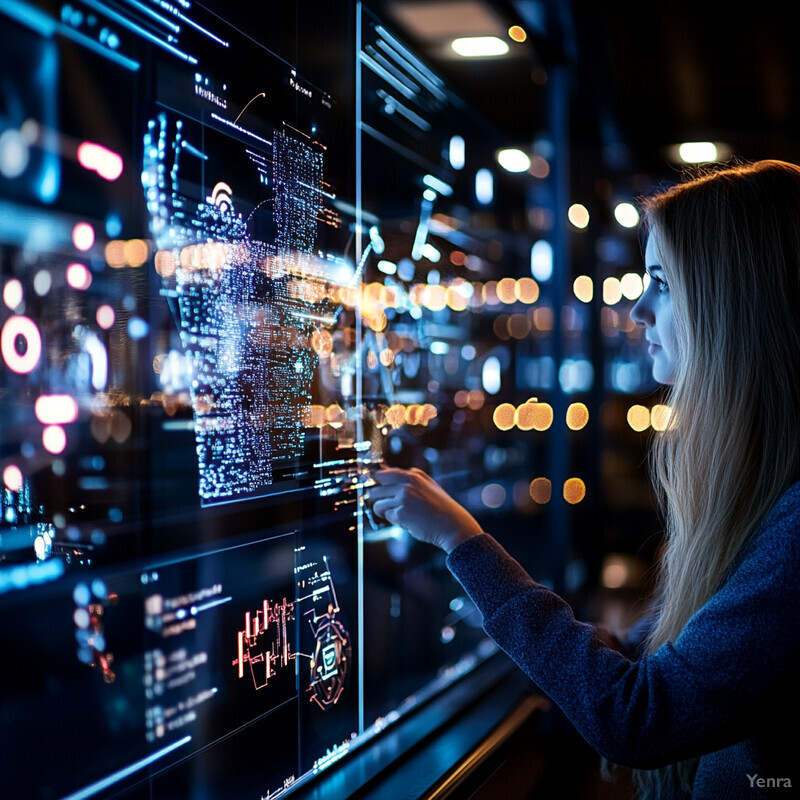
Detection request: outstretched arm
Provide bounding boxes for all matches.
[369,468,800,769]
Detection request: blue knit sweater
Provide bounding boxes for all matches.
[446,482,800,798]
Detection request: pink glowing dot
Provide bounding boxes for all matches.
[2,464,23,492]
[1,315,42,374]
[96,304,115,330]
[72,222,95,252]
[77,141,124,181]
[66,262,92,291]
[2,278,23,310]
[42,425,67,455]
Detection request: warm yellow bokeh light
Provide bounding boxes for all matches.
[529,477,551,504]
[568,203,590,229]
[573,275,593,303]
[566,402,589,430]
[603,276,623,305]
[497,277,517,304]
[493,402,517,431]
[563,477,586,504]
[507,313,531,339]
[105,239,127,269]
[124,238,149,267]
[508,25,527,42]
[532,306,554,331]
[650,404,673,431]
[516,277,539,304]
[627,404,650,431]
[516,401,553,431]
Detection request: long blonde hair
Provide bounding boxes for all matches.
[634,161,800,797]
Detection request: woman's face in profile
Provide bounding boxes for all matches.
[631,232,678,385]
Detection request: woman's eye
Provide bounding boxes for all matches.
[649,274,668,293]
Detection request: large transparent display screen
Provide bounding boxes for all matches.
[0,2,521,798]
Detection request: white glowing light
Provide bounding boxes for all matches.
[603,276,623,305]
[482,355,502,395]
[35,394,79,425]
[1,315,42,374]
[531,240,553,282]
[66,263,93,290]
[620,272,644,300]
[72,222,95,251]
[573,275,593,303]
[96,304,116,329]
[449,135,465,170]
[421,242,441,262]
[451,36,509,58]
[496,148,531,173]
[678,142,718,163]
[613,202,640,228]
[568,204,590,229]
[475,168,493,205]
[42,425,67,455]
[2,464,23,492]
[3,278,23,310]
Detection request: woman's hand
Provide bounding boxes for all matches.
[368,467,483,553]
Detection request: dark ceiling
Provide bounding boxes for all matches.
[371,0,800,187]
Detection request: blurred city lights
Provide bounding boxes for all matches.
[613,202,640,228]
[563,478,586,504]
[530,240,553,281]
[449,135,465,170]
[603,276,623,305]
[475,168,493,204]
[496,148,531,173]
[678,141,718,163]
[3,278,23,310]
[627,404,650,431]
[620,272,644,300]
[1,315,42,374]
[568,203,590,229]
[573,275,593,303]
[72,222,95,251]
[451,36,509,57]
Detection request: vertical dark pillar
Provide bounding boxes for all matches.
[545,64,570,597]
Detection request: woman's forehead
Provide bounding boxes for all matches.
[644,232,663,267]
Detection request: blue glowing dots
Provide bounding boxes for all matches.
[482,356,502,394]
[475,168,493,205]
[531,240,553,282]
[449,135,465,170]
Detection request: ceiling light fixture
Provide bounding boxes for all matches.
[451,36,509,57]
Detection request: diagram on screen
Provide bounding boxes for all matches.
[297,555,351,710]
[232,597,296,690]
[141,112,349,503]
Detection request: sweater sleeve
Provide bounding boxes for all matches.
[445,489,800,769]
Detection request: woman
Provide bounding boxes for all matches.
[369,160,800,799]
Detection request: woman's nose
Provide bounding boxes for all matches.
[630,292,653,326]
